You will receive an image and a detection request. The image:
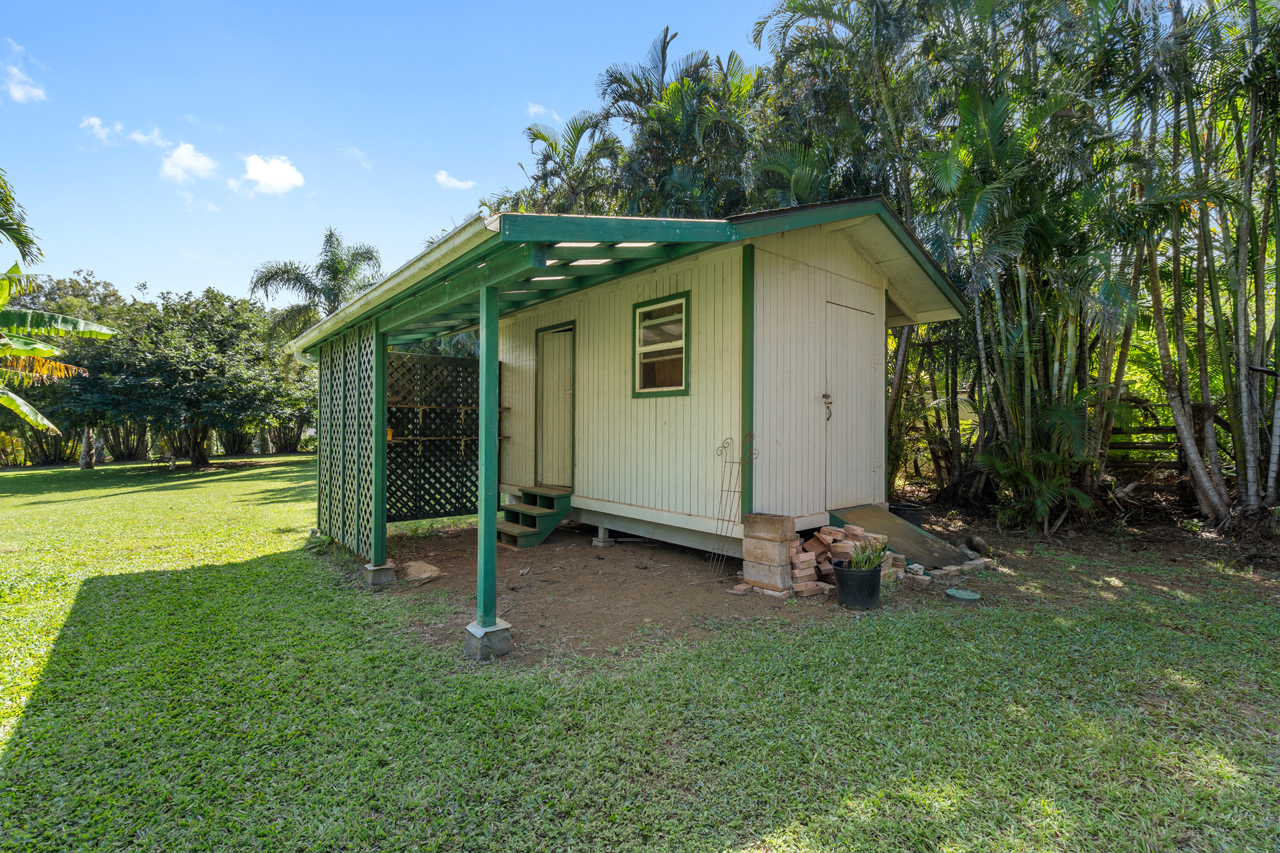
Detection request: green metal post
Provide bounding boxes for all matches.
[476,284,499,628]
[741,243,755,520]
[371,329,388,566]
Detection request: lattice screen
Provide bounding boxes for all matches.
[315,322,375,558]
[386,352,481,522]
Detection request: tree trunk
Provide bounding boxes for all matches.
[1195,230,1230,503]
[1147,242,1231,520]
[890,326,911,432]
[186,422,211,468]
[79,426,95,470]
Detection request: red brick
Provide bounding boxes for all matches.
[815,532,834,546]
[802,538,828,555]
[820,526,846,540]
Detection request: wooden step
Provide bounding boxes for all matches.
[497,520,539,540]
[521,485,572,498]
[502,502,556,517]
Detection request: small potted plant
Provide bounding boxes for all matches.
[831,540,886,610]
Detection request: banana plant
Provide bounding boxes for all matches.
[0,264,117,434]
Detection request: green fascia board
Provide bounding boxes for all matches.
[498,214,731,245]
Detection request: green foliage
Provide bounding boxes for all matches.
[844,539,887,569]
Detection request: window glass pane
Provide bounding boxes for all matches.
[641,317,683,346]
[642,303,682,321]
[641,352,684,389]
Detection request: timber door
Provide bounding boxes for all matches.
[825,303,882,508]
[536,325,575,488]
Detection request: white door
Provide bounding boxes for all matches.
[826,303,882,508]
[536,327,574,488]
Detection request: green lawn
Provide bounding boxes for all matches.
[1,460,1277,851]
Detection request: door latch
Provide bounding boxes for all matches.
[823,393,832,421]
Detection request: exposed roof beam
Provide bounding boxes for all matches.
[379,243,546,333]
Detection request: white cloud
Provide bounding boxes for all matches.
[526,103,561,122]
[7,66,44,102]
[340,146,371,169]
[435,170,476,190]
[177,190,217,212]
[4,42,45,103]
[231,154,304,195]
[161,142,219,183]
[80,116,122,143]
[129,127,171,147]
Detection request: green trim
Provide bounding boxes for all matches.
[371,331,388,566]
[740,244,754,521]
[533,321,576,489]
[631,291,691,399]
[499,215,729,245]
[477,285,500,629]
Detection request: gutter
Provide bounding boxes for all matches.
[285,213,499,363]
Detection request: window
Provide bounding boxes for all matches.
[633,293,689,396]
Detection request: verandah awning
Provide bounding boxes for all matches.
[286,195,964,361]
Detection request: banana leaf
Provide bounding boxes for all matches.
[0,387,59,434]
[0,333,64,357]
[0,308,117,339]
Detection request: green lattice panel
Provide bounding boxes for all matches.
[314,326,376,560]
[386,352,481,523]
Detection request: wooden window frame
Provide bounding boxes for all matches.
[631,291,690,398]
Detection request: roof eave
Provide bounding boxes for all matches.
[285,213,499,357]
[729,196,966,318]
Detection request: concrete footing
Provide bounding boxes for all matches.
[592,526,616,548]
[364,563,396,586]
[463,618,514,660]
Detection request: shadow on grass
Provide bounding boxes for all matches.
[2,546,1278,851]
[0,457,316,505]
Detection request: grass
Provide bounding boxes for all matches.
[1,459,1278,851]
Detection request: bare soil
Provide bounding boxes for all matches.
[381,512,1280,663]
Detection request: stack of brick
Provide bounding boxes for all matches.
[741,514,798,598]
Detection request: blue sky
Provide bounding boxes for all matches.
[5,1,772,305]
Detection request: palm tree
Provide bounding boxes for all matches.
[0,168,40,266]
[250,228,381,339]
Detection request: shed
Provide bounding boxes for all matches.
[286,197,963,655]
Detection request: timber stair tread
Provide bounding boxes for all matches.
[521,485,573,497]
[497,520,539,537]
[501,502,556,516]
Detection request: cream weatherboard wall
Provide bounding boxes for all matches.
[751,225,889,525]
[498,246,743,537]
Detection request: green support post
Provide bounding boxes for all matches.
[741,243,755,520]
[465,283,513,658]
[371,331,388,566]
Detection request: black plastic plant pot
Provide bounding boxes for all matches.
[888,502,924,527]
[833,565,882,610]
